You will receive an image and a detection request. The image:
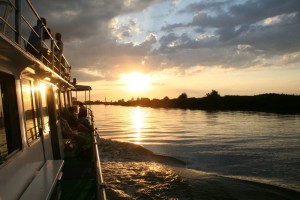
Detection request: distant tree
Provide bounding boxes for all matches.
[206,90,221,98]
[163,96,170,101]
[178,92,188,100]
[141,97,150,102]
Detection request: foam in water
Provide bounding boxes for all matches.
[98,138,300,200]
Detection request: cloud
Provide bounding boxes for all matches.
[161,23,186,32]
[157,0,300,66]
[28,0,300,83]
[188,0,300,28]
[110,18,141,40]
[178,1,227,14]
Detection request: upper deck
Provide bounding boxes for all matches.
[0,0,71,86]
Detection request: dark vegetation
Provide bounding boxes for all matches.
[81,90,300,114]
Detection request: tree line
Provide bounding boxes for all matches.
[85,90,300,114]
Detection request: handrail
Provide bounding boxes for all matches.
[0,0,71,82]
[88,108,107,200]
[93,132,107,200]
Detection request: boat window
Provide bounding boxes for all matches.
[65,91,71,108]
[40,83,49,132]
[59,91,66,109]
[22,79,39,145]
[54,89,60,116]
[0,72,21,164]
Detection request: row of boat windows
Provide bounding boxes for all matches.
[0,72,69,164]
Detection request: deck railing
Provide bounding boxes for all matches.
[0,0,71,81]
[89,109,107,200]
[88,109,106,200]
[93,132,107,200]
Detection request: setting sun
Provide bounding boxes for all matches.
[120,71,151,92]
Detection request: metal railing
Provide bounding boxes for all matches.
[0,0,71,82]
[93,132,107,200]
[89,109,107,200]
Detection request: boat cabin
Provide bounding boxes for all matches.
[0,1,106,199]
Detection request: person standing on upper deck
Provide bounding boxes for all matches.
[54,32,64,66]
[26,17,49,58]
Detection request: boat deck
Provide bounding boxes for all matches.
[60,154,97,200]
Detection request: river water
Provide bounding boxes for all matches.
[92,105,300,199]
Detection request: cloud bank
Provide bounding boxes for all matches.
[31,0,300,82]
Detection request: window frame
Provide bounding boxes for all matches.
[0,72,22,165]
[21,76,40,146]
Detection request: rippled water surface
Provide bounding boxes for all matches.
[93,105,300,194]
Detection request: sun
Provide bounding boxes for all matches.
[120,71,151,92]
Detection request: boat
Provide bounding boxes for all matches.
[0,1,106,199]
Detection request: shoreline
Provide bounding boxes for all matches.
[84,93,300,115]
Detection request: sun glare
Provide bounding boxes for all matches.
[121,71,151,92]
[38,82,47,95]
[131,107,145,144]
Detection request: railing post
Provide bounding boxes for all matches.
[15,0,21,44]
[38,19,43,61]
[59,59,61,76]
[51,39,54,70]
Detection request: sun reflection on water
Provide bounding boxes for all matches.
[131,107,145,144]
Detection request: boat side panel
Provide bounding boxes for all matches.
[0,142,44,200]
[0,77,45,200]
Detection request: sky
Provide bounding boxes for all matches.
[32,0,300,101]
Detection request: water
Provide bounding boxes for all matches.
[92,105,300,199]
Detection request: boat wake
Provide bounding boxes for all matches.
[98,138,300,200]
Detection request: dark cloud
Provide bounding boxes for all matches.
[161,23,186,32]
[216,25,250,42]
[157,0,300,68]
[189,0,300,28]
[26,0,300,82]
[178,1,227,14]
[26,0,163,81]
[33,0,161,40]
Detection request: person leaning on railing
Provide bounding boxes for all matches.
[60,110,93,156]
[60,111,86,150]
[66,106,93,132]
[78,102,88,119]
[26,17,51,61]
[78,102,94,129]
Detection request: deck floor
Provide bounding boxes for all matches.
[60,156,97,200]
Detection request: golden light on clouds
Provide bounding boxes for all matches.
[120,71,151,92]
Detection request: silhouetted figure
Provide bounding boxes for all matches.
[78,102,88,119]
[60,111,86,151]
[54,32,65,68]
[26,17,51,63]
[67,106,92,132]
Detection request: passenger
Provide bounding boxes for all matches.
[60,112,91,152]
[26,17,50,59]
[60,111,86,150]
[67,106,92,132]
[54,32,65,68]
[61,110,93,157]
[78,102,88,119]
